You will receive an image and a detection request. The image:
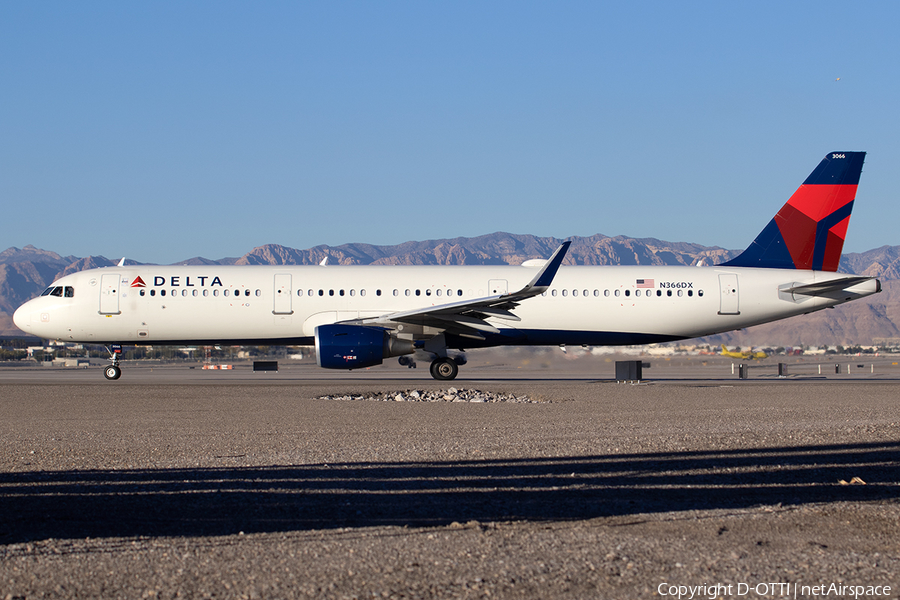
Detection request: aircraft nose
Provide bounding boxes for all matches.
[13,302,33,332]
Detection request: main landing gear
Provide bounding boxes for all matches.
[422,333,466,381]
[104,344,123,380]
[429,357,459,381]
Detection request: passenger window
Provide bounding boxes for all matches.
[614,290,620,297]
[551,290,557,297]
[436,289,442,296]
[140,289,145,297]
[698,290,704,297]
[572,289,578,297]
[182,289,187,297]
[349,289,355,296]
[415,290,421,296]
[308,289,313,296]
[224,290,229,297]
[635,290,641,297]
[339,289,344,296]
[405,290,410,296]
[425,289,431,296]
[329,290,334,296]
[213,289,219,297]
[297,289,303,296]
[584,289,589,297]
[318,290,324,296]
[161,290,167,297]
[667,290,672,297]
[657,290,662,297]
[203,289,209,297]
[562,289,568,297]
[393,289,398,296]
[151,290,156,297]
[677,290,683,297]
[604,290,610,297]
[688,290,693,297]
[193,290,199,297]
[624,290,630,297]
[256,290,261,297]
[361,289,366,297]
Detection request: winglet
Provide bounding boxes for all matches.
[526,241,571,291]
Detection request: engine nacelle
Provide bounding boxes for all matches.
[315,324,414,370]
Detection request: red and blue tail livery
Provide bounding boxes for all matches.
[721,151,865,271]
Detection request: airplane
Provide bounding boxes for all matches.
[720,344,768,360]
[13,151,880,382]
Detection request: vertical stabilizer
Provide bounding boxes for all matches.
[721,152,865,271]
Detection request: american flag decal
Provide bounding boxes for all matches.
[636,279,654,288]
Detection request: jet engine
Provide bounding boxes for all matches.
[315,324,414,370]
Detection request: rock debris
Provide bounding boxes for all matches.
[317,387,538,403]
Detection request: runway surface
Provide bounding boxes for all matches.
[1,359,898,599]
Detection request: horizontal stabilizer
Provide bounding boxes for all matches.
[784,276,878,296]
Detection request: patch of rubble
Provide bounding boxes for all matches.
[317,387,539,403]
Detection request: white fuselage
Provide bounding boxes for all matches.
[12,263,880,348]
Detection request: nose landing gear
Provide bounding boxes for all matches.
[104,344,122,380]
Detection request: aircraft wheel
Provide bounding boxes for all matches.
[430,358,458,381]
[104,365,122,381]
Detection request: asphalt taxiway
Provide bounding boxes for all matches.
[0,359,898,599]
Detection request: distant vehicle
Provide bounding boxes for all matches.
[14,152,880,381]
[720,344,768,360]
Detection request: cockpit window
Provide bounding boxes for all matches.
[39,286,74,298]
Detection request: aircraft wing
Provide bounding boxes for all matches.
[342,241,571,339]
[784,276,877,297]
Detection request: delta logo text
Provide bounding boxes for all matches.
[131,276,224,288]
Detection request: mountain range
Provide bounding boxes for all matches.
[4,233,900,347]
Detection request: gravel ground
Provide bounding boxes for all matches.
[0,365,898,599]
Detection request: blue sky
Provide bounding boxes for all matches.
[2,2,897,264]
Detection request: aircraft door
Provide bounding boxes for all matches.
[99,274,121,315]
[273,274,293,314]
[717,273,740,315]
[488,279,508,295]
